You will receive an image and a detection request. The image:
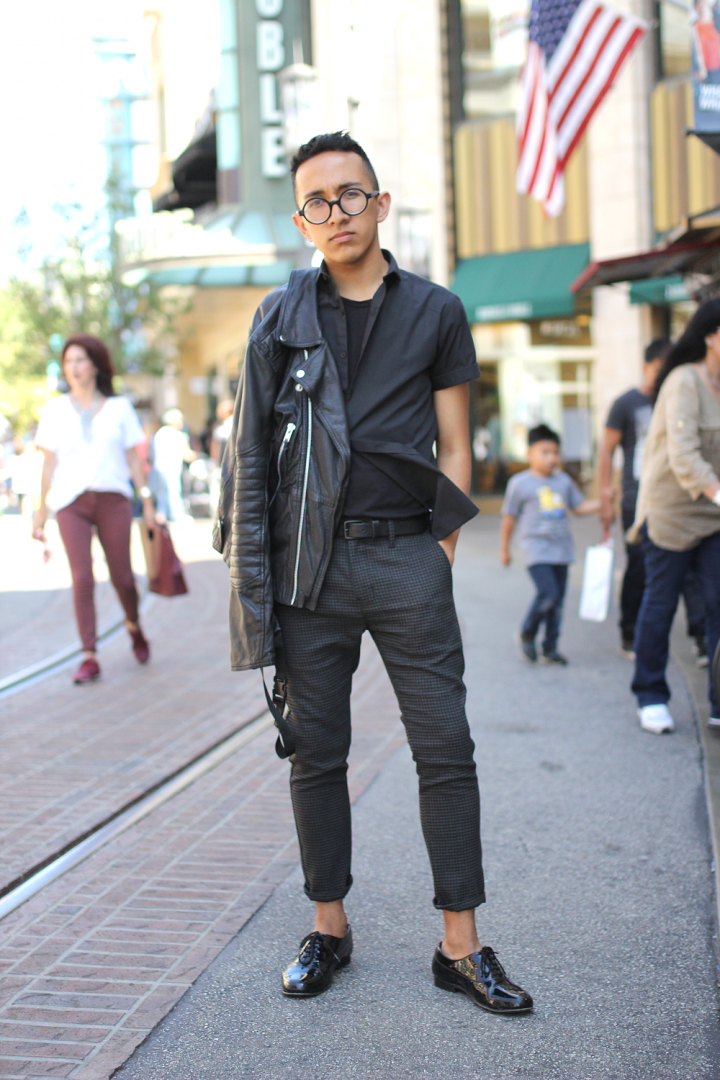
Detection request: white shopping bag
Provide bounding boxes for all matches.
[579,539,614,622]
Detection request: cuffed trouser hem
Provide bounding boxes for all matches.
[434,893,486,912]
[303,876,354,903]
[636,693,670,708]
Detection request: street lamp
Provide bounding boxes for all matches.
[277,61,320,160]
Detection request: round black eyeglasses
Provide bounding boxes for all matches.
[298,188,380,225]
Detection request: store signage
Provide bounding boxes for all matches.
[475,301,532,321]
[217,0,311,210]
[256,0,287,177]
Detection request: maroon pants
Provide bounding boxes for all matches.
[56,490,139,653]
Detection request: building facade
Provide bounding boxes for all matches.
[119,0,720,486]
[448,0,720,491]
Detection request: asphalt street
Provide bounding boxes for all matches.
[117,516,720,1080]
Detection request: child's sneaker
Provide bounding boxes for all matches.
[619,635,635,661]
[540,649,568,666]
[515,632,537,662]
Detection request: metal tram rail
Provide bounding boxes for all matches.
[0,707,273,921]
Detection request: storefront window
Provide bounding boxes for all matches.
[470,320,595,492]
[460,0,528,117]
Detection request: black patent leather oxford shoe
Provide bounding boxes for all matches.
[281,926,353,997]
[432,945,533,1014]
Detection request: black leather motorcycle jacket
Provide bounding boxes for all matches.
[214,267,478,671]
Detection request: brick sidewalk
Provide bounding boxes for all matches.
[0,517,124,680]
[0,639,403,1080]
[0,521,406,1079]
[0,538,267,894]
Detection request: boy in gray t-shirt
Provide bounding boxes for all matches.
[501,424,599,664]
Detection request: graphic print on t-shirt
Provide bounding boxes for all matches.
[538,485,567,517]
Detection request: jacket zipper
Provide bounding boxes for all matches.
[268,421,296,508]
[291,355,312,604]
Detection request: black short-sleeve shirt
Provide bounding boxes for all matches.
[317,250,479,518]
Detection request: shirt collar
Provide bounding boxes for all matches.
[318,248,400,288]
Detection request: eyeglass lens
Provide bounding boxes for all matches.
[303,188,370,224]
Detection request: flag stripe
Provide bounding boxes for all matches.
[550,6,621,119]
[557,17,641,146]
[547,3,604,102]
[516,0,645,217]
[554,15,624,134]
[557,24,645,166]
[517,44,542,158]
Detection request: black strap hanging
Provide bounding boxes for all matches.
[262,662,296,760]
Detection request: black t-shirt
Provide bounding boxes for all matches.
[342,297,371,390]
[316,251,479,519]
[606,387,653,514]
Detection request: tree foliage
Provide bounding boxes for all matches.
[1,181,186,387]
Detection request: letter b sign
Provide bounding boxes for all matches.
[257,21,284,71]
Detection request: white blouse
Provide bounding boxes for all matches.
[35,394,145,511]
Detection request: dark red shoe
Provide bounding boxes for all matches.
[129,626,150,664]
[73,657,100,684]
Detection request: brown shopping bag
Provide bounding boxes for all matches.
[139,523,189,597]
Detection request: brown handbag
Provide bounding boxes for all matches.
[139,523,189,597]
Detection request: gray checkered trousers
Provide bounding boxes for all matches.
[274,529,486,911]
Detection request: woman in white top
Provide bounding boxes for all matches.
[33,334,155,684]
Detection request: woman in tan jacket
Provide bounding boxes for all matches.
[630,299,720,734]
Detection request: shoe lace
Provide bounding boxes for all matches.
[481,947,507,981]
[299,932,329,966]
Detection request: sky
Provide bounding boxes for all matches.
[0,0,219,280]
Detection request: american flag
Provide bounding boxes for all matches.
[517,0,646,216]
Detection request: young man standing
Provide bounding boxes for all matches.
[215,132,532,1014]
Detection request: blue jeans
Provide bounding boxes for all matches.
[153,469,185,522]
[632,530,720,713]
[521,563,569,652]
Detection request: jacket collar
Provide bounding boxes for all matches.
[275,268,324,349]
[276,249,400,348]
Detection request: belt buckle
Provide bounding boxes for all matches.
[343,519,376,539]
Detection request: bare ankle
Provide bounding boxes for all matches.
[441,936,481,961]
[441,909,481,960]
[313,900,347,938]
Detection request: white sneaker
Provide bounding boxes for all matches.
[637,704,675,735]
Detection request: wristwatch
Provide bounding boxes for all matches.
[139,485,152,500]
[713,490,720,507]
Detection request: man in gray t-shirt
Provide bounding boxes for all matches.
[501,424,598,664]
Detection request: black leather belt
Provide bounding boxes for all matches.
[338,514,430,540]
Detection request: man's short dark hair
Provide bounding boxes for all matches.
[290,131,379,200]
[528,423,560,447]
[644,337,670,363]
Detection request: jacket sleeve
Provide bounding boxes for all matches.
[226,335,284,671]
[665,369,718,500]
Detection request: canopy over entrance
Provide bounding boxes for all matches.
[452,243,591,324]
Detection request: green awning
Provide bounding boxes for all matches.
[451,242,590,323]
[628,274,689,305]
